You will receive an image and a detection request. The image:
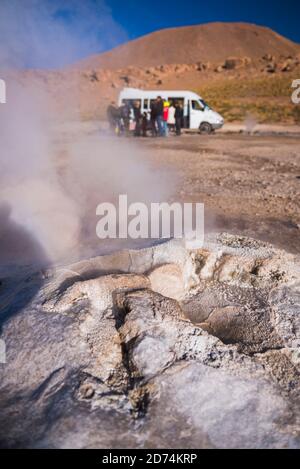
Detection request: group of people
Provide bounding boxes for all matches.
[106,101,131,136]
[106,96,184,137]
[150,96,184,137]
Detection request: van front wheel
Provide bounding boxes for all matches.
[199,122,213,134]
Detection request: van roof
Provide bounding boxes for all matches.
[119,88,202,100]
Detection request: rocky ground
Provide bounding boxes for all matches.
[0,233,300,448]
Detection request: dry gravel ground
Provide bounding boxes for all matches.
[141,131,300,254]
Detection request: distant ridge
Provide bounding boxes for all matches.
[74,22,300,70]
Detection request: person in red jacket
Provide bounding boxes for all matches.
[163,100,170,136]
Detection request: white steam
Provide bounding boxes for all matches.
[0,1,176,268]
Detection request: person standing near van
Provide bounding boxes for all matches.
[120,101,131,136]
[163,101,170,136]
[175,101,183,136]
[150,100,158,136]
[156,96,164,136]
[142,112,148,137]
[167,101,176,133]
[133,101,142,137]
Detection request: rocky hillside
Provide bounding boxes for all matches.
[75,22,300,69]
[4,50,300,124]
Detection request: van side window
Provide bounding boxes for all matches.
[168,98,184,107]
[192,100,203,111]
[144,99,149,110]
[123,99,141,109]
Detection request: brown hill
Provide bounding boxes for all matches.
[75,22,300,70]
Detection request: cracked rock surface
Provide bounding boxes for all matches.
[0,233,299,448]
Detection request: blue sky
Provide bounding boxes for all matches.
[0,0,299,69]
[106,0,300,44]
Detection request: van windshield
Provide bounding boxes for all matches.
[199,99,211,110]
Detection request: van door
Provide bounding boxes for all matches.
[189,99,204,129]
[168,97,187,127]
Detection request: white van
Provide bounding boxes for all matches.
[118,88,224,133]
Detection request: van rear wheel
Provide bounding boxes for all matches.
[199,122,213,134]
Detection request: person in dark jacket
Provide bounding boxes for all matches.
[133,101,142,137]
[150,100,158,136]
[142,112,148,137]
[155,96,164,136]
[175,101,183,136]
